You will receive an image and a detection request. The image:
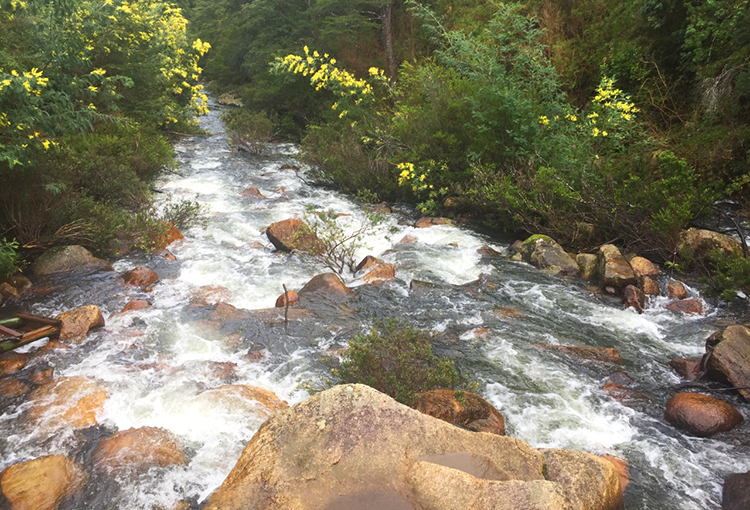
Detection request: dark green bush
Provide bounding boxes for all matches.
[331,320,467,405]
[0,239,22,278]
[221,109,275,154]
[703,249,750,302]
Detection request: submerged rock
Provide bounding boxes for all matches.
[669,358,702,381]
[702,325,750,401]
[0,352,27,377]
[28,376,107,430]
[597,245,636,291]
[414,216,453,228]
[664,392,743,437]
[411,389,505,435]
[196,384,288,418]
[723,471,750,510]
[0,378,30,398]
[623,285,645,313]
[665,298,703,315]
[122,266,159,288]
[0,455,85,510]
[203,384,620,510]
[241,186,266,199]
[298,273,353,298]
[520,235,580,276]
[539,345,623,364]
[31,245,112,277]
[56,305,105,344]
[266,218,323,253]
[93,426,188,472]
[121,299,152,312]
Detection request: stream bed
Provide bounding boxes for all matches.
[1,103,748,509]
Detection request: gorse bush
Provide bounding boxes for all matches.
[331,320,467,405]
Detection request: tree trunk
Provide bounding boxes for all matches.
[380,2,396,80]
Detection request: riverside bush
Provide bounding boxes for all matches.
[0,239,22,277]
[331,320,467,405]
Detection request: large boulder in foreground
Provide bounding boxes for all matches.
[664,392,743,437]
[702,325,750,401]
[678,228,743,263]
[31,245,112,277]
[597,245,636,291]
[266,219,323,253]
[0,455,85,510]
[203,384,621,510]
[56,305,105,344]
[519,235,579,276]
[411,389,505,435]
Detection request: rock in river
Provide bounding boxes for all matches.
[723,471,750,510]
[266,218,323,253]
[411,389,505,435]
[702,325,750,401]
[664,392,743,437]
[56,304,105,344]
[93,426,188,472]
[31,245,112,277]
[1,455,85,510]
[597,245,636,291]
[203,384,621,510]
[520,235,580,276]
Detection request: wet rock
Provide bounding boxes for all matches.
[669,358,702,381]
[664,392,743,437]
[241,186,266,199]
[399,235,418,244]
[602,383,650,407]
[0,378,30,398]
[520,235,580,276]
[629,256,658,279]
[210,302,249,321]
[196,384,288,418]
[0,282,18,300]
[30,367,54,385]
[540,345,623,364]
[275,289,300,307]
[31,245,112,277]
[250,307,313,324]
[702,325,750,401]
[355,255,382,272]
[666,298,703,315]
[0,455,85,510]
[542,449,623,510]
[266,218,323,253]
[576,254,599,281]
[623,285,645,313]
[0,353,27,377]
[597,245,636,291]
[641,276,660,296]
[155,223,184,249]
[207,361,238,382]
[605,371,634,387]
[203,384,619,510]
[472,327,490,338]
[599,455,629,494]
[122,266,159,288]
[723,471,750,510]
[0,274,32,294]
[494,307,523,319]
[155,248,178,261]
[363,263,395,284]
[667,281,688,299]
[279,163,299,171]
[56,305,105,344]
[508,240,524,256]
[191,285,230,306]
[411,389,505,435]
[409,279,439,296]
[28,376,107,430]
[415,216,453,228]
[477,245,502,259]
[372,202,392,215]
[678,228,743,264]
[298,273,353,298]
[93,426,188,472]
[121,299,152,312]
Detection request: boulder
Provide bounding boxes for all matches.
[210,302,249,321]
[723,471,750,510]
[629,256,658,279]
[203,384,620,510]
[355,255,382,272]
[241,186,266,199]
[669,358,702,381]
[121,299,152,312]
[30,367,54,385]
[667,281,688,300]
[602,383,651,408]
[0,353,27,377]
[372,202,392,215]
[0,378,30,398]
[415,217,453,228]
[195,385,288,418]
[576,254,598,281]
[664,392,743,437]
[542,449,623,510]
[666,298,703,315]
[519,235,580,276]
[0,282,18,300]
[155,223,184,249]
[641,276,660,296]
[364,263,395,283]
[539,345,623,364]
[0,455,85,510]
[28,376,107,430]
[597,245,636,291]
[191,285,230,306]
[0,274,32,293]
[599,455,629,494]
[478,245,502,259]
[298,273,353,298]
[122,266,159,288]
[702,325,750,400]
[623,285,645,313]
[411,389,505,435]
[678,228,743,264]
[275,290,300,307]
[31,245,112,277]
[399,235,418,244]
[93,426,188,472]
[266,218,323,253]
[55,305,105,344]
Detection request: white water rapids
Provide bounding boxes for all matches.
[1,103,748,509]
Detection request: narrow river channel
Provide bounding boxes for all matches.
[1,102,748,509]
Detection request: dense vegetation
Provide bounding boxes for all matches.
[0,0,210,269]
[191,0,750,275]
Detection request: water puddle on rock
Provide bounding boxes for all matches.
[419,452,505,481]
[323,490,414,510]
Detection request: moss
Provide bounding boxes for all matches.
[523,234,554,245]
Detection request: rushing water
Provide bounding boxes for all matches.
[1,103,748,509]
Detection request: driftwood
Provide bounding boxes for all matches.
[0,314,61,354]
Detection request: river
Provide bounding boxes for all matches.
[1,102,748,509]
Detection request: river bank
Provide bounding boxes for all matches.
[0,103,748,509]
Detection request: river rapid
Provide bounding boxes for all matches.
[1,103,748,509]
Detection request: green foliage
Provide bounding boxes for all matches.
[703,249,750,302]
[0,238,22,277]
[331,319,466,405]
[160,196,209,231]
[221,109,275,154]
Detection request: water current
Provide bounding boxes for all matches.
[1,102,748,509]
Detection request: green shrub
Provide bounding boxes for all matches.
[0,239,22,278]
[703,249,750,302]
[221,109,275,155]
[331,320,467,405]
